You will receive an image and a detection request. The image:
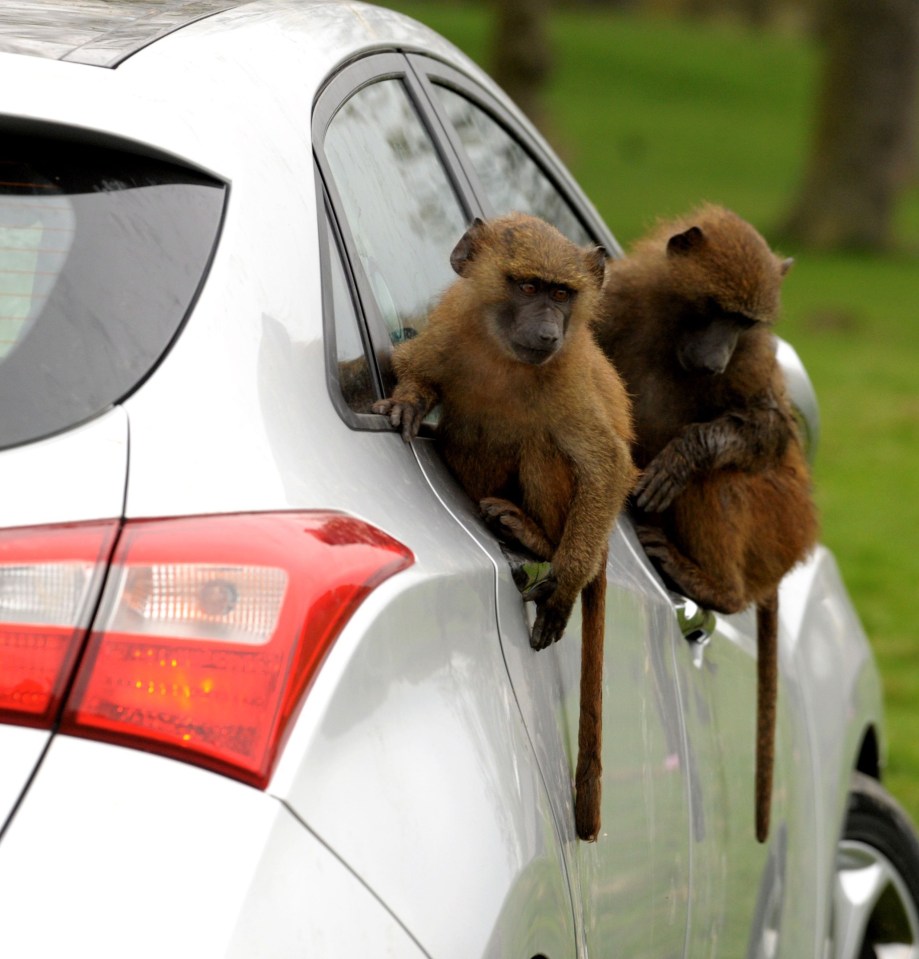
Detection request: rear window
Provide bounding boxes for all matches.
[0,133,226,449]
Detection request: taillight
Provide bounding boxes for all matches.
[2,512,413,789]
[0,521,119,727]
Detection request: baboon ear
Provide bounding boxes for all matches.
[666,225,704,257]
[779,256,794,276]
[450,217,486,277]
[586,245,608,286]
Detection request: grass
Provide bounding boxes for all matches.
[380,1,919,819]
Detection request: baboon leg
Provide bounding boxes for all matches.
[636,524,746,615]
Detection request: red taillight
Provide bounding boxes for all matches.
[2,512,412,788]
[0,521,119,727]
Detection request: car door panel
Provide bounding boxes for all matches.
[411,440,693,958]
[317,49,699,955]
[670,579,823,957]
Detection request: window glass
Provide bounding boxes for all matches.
[323,79,468,345]
[0,136,226,450]
[433,84,591,246]
[326,219,376,414]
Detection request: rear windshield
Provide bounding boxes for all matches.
[0,133,226,449]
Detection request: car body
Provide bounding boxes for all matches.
[0,2,904,956]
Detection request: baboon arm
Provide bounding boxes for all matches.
[372,377,438,442]
[635,398,794,513]
[372,330,450,440]
[636,524,747,614]
[551,433,633,602]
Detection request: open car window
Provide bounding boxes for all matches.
[322,77,468,356]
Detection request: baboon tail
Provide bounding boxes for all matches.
[575,549,607,842]
[755,592,779,843]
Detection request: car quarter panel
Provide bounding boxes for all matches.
[0,739,430,958]
[405,443,694,958]
[269,528,578,959]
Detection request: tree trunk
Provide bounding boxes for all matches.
[489,0,553,130]
[781,0,919,251]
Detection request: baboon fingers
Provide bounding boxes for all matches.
[371,397,428,441]
[400,407,421,442]
[531,602,570,650]
[634,462,683,513]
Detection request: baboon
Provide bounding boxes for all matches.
[593,203,818,843]
[373,213,637,841]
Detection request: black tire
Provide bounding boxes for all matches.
[830,772,919,959]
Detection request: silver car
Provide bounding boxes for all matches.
[1,2,917,956]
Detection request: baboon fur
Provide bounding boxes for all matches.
[593,203,818,842]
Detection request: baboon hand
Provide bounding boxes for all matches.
[634,523,673,559]
[633,453,689,513]
[531,595,573,650]
[371,397,428,442]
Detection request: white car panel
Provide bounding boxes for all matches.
[270,516,578,959]
[0,738,429,958]
[0,407,127,528]
[0,725,49,826]
[410,442,694,953]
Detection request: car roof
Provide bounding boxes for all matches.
[0,0,470,72]
[0,0,252,66]
[0,1,486,174]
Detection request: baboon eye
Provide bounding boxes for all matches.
[519,280,538,296]
[550,287,571,303]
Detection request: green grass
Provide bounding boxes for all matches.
[381,1,919,818]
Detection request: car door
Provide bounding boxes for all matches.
[411,60,700,955]
[413,58,833,958]
[314,51,700,957]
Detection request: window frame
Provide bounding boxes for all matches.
[407,54,615,251]
[313,51,618,431]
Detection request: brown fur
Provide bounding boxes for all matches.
[374,213,637,841]
[593,204,818,842]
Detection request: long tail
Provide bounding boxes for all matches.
[755,592,779,843]
[575,548,607,842]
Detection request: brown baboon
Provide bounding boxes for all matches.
[373,213,637,841]
[593,203,818,843]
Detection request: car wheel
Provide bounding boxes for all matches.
[830,772,919,958]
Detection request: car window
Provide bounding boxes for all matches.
[0,134,226,450]
[322,79,468,348]
[431,83,592,246]
[324,218,378,415]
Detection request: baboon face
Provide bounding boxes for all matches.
[494,276,575,365]
[676,301,757,375]
[662,219,790,376]
[448,213,606,367]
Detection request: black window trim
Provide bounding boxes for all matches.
[317,183,393,432]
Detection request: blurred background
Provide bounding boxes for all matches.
[381,0,919,820]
